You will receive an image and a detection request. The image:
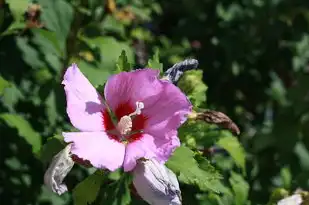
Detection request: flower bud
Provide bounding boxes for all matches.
[277,194,302,205]
[44,144,74,195]
[163,59,199,84]
[133,159,182,205]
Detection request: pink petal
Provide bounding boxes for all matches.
[62,64,104,131]
[154,130,180,163]
[104,69,163,112]
[123,134,157,172]
[63,132,125,171]
[144,80,192,138]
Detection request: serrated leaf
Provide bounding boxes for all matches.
[177,70,207,107]
[116,50,131,73]
[166,146,222,193]
[0,113,42,153]
[38,137,65,165]
[229,172,249,205]
[216,132,246,173]
[73,170,105,205]
[147,48,163,72]
[0,76,10,95]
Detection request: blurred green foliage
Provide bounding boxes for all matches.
[2,0,309,204]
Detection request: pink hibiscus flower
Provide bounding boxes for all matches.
[62,64,192,172]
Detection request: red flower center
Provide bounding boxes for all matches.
[102,101,148,143]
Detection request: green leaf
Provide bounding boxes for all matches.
[0,113,42,153]
[216,132,246,173]
[267,188,289,205]
[45,89,58,125]
[38,0,73,47]
[16,36,45,68]
[38,137,65,165]
[229,172,249,205]
[0,83,24,112]
[32,29,63,56]
[73,170,105,205]
[166,146,222,193]
[177,70,208,107]
[77,60,111,87]
[0,21,26,37]
[147,48,163,72]
[280,166,292,189]
[98,173,132,205]
[116,50,131,73]
[101,15,125,37]
[0,76,10,95]
[7,0,30,21]
[80,36,134,71]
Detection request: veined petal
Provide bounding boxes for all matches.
[123,134,157,172]
[104,69,163,113]
[63,132,125,171]
[62,64,104,131]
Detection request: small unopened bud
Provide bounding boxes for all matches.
[277,194,303,205]
[44,144,74,195]
[133,159,181,205]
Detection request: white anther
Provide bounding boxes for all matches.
[129,101,144,117]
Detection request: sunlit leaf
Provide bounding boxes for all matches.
[7,0,30,21]
[216,132,246,173]
[166,146,222,193]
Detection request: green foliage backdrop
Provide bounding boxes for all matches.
[1,0,309,204]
